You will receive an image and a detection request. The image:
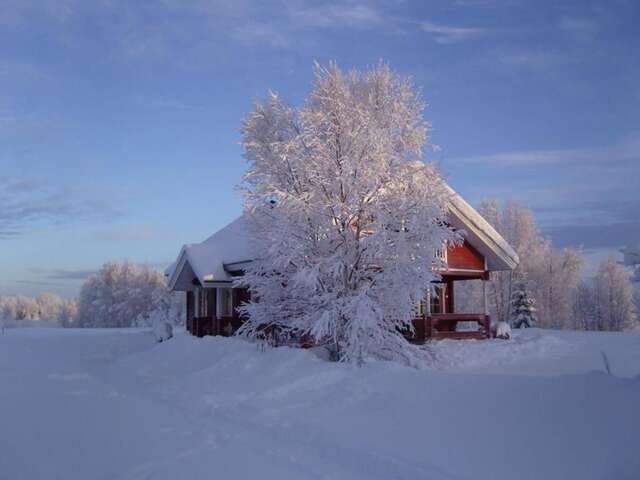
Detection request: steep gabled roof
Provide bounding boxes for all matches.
[445,185,519,271]
[168,184,519,291]
[167,216,254,290]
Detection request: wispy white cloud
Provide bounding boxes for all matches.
[29,267,97,281]
[497,50,568,71]
[93,224,159,242]
[143,98,206,111]
[0,0,75,26]
[232,22,290,48]
[451,136,640,169]
[0,178,121,238]
[559,17,599,42]
[1,0,490,56]
[453,0,501,6]
[447,136,640,249]
[290,3,383,29]
[420,21,486,44]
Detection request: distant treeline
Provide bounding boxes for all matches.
[0,294,77,326]
[456,200,639,332]
[2,261,185,329]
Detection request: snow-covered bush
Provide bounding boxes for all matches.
[151,311,173,342]
[494,321,511,340]
[76,261,183,328]
[146,285,180,341]
[510,280,537,328]
[238,62,459,364]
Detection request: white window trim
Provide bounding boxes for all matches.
[217,287,233,318]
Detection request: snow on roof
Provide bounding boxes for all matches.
[168,216,254,290]
[164,261,177,278]
[445,185,519,271]
[169,184,519,290]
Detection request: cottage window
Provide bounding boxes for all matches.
[218,288,233,318]
[194,288,208,317]
[431,284,444,314]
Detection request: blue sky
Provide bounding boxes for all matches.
[1,0,639,297]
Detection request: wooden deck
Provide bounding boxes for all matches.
[187,316,242,338]
[410,313,490,342]
[188,313,491,342]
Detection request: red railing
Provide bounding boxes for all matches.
[188,313,490,342]
[411,313,490,341]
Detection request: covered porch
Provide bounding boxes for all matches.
[184,281,251,338]
[407,242,493,342]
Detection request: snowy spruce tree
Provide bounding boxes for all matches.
[510,280,537,328]
[237,62,459,365]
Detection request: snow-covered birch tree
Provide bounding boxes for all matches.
[475,199,541,324]
[237,62,459,364]
[76,261,181,328]
[468,199,584,329]
[592,257,637,331]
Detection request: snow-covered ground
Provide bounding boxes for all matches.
[1,328,639,480]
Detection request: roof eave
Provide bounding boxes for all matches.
[446,189,520,272]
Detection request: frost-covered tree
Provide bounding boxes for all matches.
[475,200,542,324]
[631,265,640,283]
[58,299,78,327]
[77,261,175,328]
[0,293,76,326]
[36,293,64,321]
[574,279,605,331]
[237,62,459,364]
[0,296,18,321]
[510,280,537,328]
[138,287,184,329]
[469,199,584,330]
[534,243,583,329]
[591,257,637,331]
[14,295,40,320]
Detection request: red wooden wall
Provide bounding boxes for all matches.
[446,241,485,271]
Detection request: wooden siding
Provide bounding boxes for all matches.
[447,241,485,271]
[188,285,492,342]
[187,287,250,337]
[186,291,195,334]
[206,288,216,319]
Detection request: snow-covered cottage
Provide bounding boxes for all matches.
[167,185,518,341]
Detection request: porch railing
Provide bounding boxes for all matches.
[410,313,491,342]
[187,316,244,338]
[188,313,491,341]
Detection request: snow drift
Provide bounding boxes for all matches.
[1,328,639,479]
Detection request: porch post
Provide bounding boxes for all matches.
[425,289,432,338]
[483,280,488,315]
[426,290,431,316]
[483,278,491,338]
